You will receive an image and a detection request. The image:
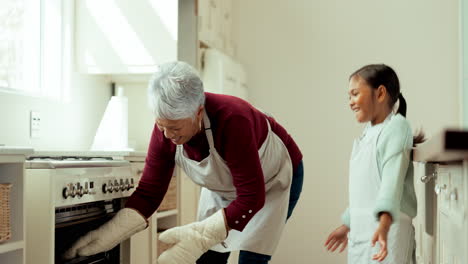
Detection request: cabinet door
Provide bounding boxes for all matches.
[198,0,232,53]
[438,213,466,264]
[178,167,199,225]
[129,223,152,264]
[75,0,178,74]
[128,161,152,264]
[414,163,436,264]
[219,0,233,56]
[198,0,216,46]
[436,164,467,264]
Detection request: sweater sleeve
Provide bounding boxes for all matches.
[125,125,176,218]
[222,115,266,231]
[373,118,412,221]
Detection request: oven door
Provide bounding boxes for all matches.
[55,200,123,264]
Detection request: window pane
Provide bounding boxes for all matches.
[0,0,40,93]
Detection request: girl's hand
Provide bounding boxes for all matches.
[371,212,392,262]
[324,225,350,253]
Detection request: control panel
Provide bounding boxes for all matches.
[54,166,141,207]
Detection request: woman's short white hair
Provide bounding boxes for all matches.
[148,61,205,120]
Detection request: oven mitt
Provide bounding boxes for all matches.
[63,208,147,259]
[157,209,228,264]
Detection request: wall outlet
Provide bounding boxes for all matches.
[30,111,41,138]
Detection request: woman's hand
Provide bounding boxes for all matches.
[324,224,350,253]
[371,212,392,262]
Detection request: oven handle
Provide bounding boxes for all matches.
[55,212,117,229]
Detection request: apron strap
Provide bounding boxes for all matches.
[264,117,272,132]
[203,111,216,150]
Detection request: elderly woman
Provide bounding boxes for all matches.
[65,61,304,264]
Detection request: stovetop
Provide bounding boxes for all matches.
[25,155,131,169]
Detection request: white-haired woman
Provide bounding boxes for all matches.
[65,61,304,264]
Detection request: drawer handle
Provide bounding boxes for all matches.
[421,171,438,183]
[435,184,446,195]
[450,190,458,201]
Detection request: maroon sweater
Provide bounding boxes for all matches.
[126,93,302,231]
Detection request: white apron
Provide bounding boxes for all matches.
[348,115,415,264]
[175,112,293,255]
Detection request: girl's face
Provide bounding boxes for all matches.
[156,106,204,145]
[348,75,389,124]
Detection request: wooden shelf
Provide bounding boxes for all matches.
[0,240,24,254]
[156,209,178,219]
[0,148,31,264]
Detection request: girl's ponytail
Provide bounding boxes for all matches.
[397,93,425,147]
[397,93,407,117]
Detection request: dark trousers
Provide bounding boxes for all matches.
[196,160,304,264]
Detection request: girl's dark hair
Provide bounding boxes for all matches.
[350,64,405,116]
[350,64,425,146]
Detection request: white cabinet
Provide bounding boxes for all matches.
[413,163,436,264]
[178,167,199,226]
[414,161,468,264]
[198,0,235,56]
[413,130,468,264]
[75,0,178,74]
[125,152,180,264]
[202,48,248,100]
[127,159,154,264]
[0,147,33,264]
[434,162,468,264]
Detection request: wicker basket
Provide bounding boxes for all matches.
[158,176,177,211]
[0,183,12,243]
[157,232,173,256]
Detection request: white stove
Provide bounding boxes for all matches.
[25,152,141,264]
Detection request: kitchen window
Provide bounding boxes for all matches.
[0,0,63,100]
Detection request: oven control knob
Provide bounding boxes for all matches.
[70,186,76,198]
[102,182,112,193]
[119,179,124,192]
[108,182,114,193]
[62,187,69,199]
[77,187,84,197]
[124,179,130,191]
[84,182,89,195]
[76,183,84,197]
[130,178,135,189]
[114,180,120,191]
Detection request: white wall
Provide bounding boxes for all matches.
[120,81,154,151]
[232,0,460,263]
[0,73,110,150]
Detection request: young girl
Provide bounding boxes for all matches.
[324,64,423,263]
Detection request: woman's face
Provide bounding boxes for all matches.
[348,75,378,123]
[156,107,204,145]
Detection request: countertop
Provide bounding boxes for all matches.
[0,148,147,160]
[126,151,147,157]
[124,150,147,162]
[30,150,131,158]
[413,129,468,162]
[0,146,34,155]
